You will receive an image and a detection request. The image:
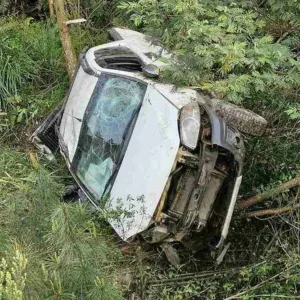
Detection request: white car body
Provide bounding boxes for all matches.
[59,28,202,239]
[33,27,257,255]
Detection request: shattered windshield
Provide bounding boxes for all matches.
[73,74,147,201]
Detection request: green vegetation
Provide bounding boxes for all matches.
[0,149,123,299]
[0,15,123,300]
[120,0,300,191]
[0,0,300,299]
[0,18,67,135]
[119,0,300,103]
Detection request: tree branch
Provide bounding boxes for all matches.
[237,177,300,209]
[245,204,300,218]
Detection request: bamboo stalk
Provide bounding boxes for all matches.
[237,177,300,209]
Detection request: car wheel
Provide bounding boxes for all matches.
[210,98,268,136]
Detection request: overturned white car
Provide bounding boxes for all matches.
[32,27,267,263]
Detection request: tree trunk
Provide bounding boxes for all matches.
[53,0,76,81]
[49,0,54,17]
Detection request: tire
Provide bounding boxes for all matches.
[107,28,123,41]
[209,98,267,136]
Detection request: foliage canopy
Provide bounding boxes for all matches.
[120,0,300,103]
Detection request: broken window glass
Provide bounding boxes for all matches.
[73,74,147,201]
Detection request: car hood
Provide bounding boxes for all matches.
[106,85,180,240]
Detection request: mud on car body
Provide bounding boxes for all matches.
[32,27,267,262]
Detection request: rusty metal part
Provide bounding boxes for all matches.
[200,120,212,146]
[216,161,229,173]
[177,148,199,168]
[197,169,226,230]
[196,96,245,175]
[183,144,218,228]
[168,168,197,219]
[154,149,182,222]
[151,225,170,243]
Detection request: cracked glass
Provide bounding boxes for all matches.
[73,74,147,201]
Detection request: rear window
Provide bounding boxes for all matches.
[94,46,143,72]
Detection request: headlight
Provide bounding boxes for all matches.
[179,103,201,150]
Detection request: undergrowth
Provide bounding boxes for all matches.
[0,14,126,300]
[0,148,123,299]
[0,17,67,137]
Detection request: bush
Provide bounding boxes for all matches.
[119,0,300,103]
[0,248,27,300]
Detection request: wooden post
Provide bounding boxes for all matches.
[53,0,77,82]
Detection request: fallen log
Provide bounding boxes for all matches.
[237,176,300,209]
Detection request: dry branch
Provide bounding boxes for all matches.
[237,176,300,209]
[245,204,300,218]
[224,263,299,300]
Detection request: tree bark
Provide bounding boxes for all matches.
[237,177,300,209]
[53,0,76,81]
[49,0,54,17]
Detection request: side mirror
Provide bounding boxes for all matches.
[142,64,160,78]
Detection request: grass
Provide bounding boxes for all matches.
[0,148,124,299]
[0,16,125,299]
[0,17,67,137]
